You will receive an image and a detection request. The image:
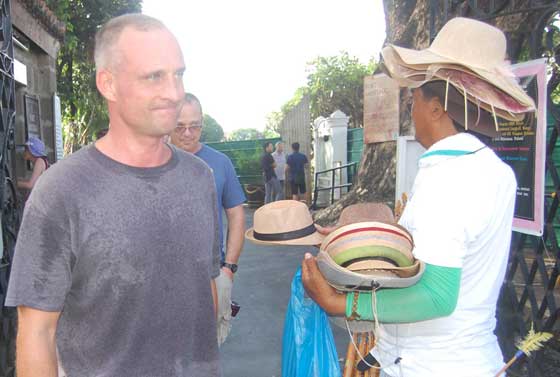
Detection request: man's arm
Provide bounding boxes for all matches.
[17,159,47,190]
[16,306,60,377]
[222,204,245,280]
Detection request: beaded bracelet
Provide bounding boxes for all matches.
[347,291,361,320]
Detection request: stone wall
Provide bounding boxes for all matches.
[11,0,61,181]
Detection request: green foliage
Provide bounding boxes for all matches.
[228,128,264,141]
[201,114,224,142]
[268,52,376,130]
[45,0,142,153]
[229,148,263,183]
[306,52,376,127]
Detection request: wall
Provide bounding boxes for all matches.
[11,1,61,184]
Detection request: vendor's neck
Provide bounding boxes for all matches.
[421,116,459,149]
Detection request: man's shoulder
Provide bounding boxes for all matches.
[199,144,233,164]
[36,146,94,184]
[173,145,214,175]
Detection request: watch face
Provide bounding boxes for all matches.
[223,263,237,273]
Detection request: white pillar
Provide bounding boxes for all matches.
[327,110,349,198]
[312,111,349,206]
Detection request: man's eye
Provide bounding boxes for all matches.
[148,73,162,81]
[175,71,184,79]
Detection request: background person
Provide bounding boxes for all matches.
[261,141,280,203]
[17,136,49,191]
[170,92,246,345]
[286,142,308,201]
[271,141,286,200]
[7,14,221,377]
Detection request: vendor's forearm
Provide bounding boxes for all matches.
[346,263,461,323]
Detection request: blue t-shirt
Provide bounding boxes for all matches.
[287,152,308,182]
[196,144,246,260]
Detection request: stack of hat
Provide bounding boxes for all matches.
[381,17,536,137]
[315,203,424,332]
[316,204,424,292]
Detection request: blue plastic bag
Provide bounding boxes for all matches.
[282,267,341,377]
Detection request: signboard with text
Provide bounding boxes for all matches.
[488,59,547,236]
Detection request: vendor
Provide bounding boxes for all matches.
[302,18,535,377]
[17,136,49,191]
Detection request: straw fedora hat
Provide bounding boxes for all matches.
[245,200,324,246]
[381,17,535,124]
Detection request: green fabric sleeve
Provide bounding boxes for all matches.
[345,263,461,323]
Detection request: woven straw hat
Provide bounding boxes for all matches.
[381,17,535,131]
[245,200,324,246]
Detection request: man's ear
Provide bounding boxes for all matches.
[429,96,446,121]
[96,69,116,102]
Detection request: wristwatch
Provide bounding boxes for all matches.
[221,262,238,274]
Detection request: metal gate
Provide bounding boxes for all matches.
[0,0,18,376]
[429,1,560,376]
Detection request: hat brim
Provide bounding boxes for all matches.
[316,250,425,291]
[382,45,536,112]
[245,227,325,246]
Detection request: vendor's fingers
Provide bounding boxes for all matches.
[301,253,315,282]
[302,253,331,294]
[301,253,319,280]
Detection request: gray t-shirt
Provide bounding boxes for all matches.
[6,145,221,376]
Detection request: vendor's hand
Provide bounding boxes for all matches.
[301,253,346,316]
[221,266,234,281]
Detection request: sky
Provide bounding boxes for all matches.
[142,0,386,134]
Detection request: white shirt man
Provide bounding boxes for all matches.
[271,141,286,200]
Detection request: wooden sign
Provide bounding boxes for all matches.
[363,74,399,144]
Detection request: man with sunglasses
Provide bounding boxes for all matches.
[170,93,246,345]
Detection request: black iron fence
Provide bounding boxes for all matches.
[311,162,357,209]
[0,0,18,376]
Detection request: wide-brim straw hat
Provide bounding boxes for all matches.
[245,200,324,246]
[381,17,535,125]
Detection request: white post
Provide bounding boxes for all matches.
[327,110,349,196]
[312,111,349,207]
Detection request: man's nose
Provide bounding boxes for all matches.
[162,74,184,104]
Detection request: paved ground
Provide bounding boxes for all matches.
[220,207,349,377]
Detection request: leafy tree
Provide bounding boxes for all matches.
[306,52,377,127]
[201,114,224,142]
[228,128,264,141]
[268,53,376,131]
[45,0,142,154]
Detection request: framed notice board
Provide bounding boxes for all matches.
[488,59,547,236]
[24,94,41,139]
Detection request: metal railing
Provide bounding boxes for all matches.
[311,162,357,209]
